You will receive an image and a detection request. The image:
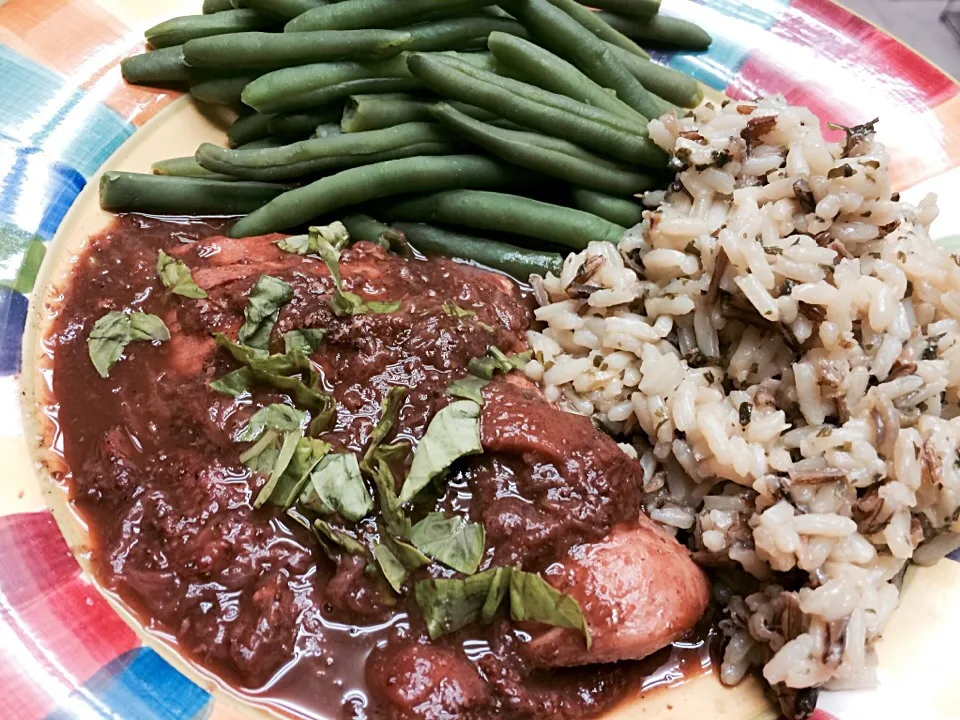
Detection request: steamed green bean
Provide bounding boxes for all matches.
[510,0,648,58]
[507,0,671,119]
[240,0,326,19]
[384,189,626,248]
[605,42,703,108]
[399,16,530,51]
[152,157,238,182]
[573,0,659,19]
[570,187,644,227]
[183,29,413,70]
[430,102,660,195]
[596,11,713,50]
[229,154,530,237]
[197,122,460,180]
[340,93,503,133]
[189,74,260,105]
[269,105,344,139]
[120,46,188,86]
[228,112,274,147]
[487,31,643,122]
[99,172,286,215]
[407,54,666,167]
[285,0,493,32]
[395,221,564,278]
[146,10,271,49]
[204,0,236,13]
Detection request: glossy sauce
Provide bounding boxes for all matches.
[46,215,716,719]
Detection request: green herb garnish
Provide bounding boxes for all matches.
[157,250,207,298]
[283,328,326,354]
[409,512,485,575]
[87,310,170,378]
[415,567,511,639]
[238,275,293,350]
[301,452,373,522]
[509,569,591,649]
[467,346,533,380]
[237,404,306,442]
[399,400,483,503]
[446,375,488,405]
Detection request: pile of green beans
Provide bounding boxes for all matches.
[114,0,713,276]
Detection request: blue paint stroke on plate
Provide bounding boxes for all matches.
[46,647,212,720]
[0,45,134,179]
[653,0,792,90]
[0,287,28,376]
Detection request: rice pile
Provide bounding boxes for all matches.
[523,96,960,717]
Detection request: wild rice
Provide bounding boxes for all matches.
[525,96,960,718]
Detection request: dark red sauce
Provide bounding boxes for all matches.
[46,215,715,719]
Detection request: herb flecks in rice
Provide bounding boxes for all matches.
[525,96,960,713]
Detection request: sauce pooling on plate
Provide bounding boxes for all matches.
[47,215,712,718]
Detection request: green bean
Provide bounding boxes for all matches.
[269,105,344,139]
[99,172,287,215]
[239,137,287,149]
[146,10,272,49]
[498,0,647,59]
[183,30,413,70]
[595,12,712,50]
[230,154,532,237]
[340,93,501,133]
[574,0,659,18]
[121,46,188,86]
[399,16,530,52]
[189,74,260,105]
[604,43,703,108]
[285,0,493,32]
[407,54,666,167]
[384,190,625,248]
[152,157,239,181]
[197,122,459,180]
[204,0,237,12]
[240,0,326,19]
[241,54,416,113]
[506,0,670,119]
[571,187,643,227]
[228,112,274,147]
[487,31,642,123]
[341,214,394,243]
[394,221,563,278]
[430,102,660,195]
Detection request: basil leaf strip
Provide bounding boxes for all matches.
[237,404,306,442]
[303,452,373,522]
[238,274,293,350]
[409,512,485,575]
[272,437,332,509]
[415,567,511,640]
[446,376,488,405]
[361,386,406,471]
[468,346,533,380]
[283,328,326,354]
[399,400,482,504]
[87,310,170,378]
[370,448,411,539]
[509,569,592,649]
[253,430,301,509]
[277,221,350,255]
[441,301,475,319]
[374,533,429,593]
[312,229,400,318]
[314,518,367,559]
[157,250,207,299]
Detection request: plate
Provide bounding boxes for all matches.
[2,1,959,719]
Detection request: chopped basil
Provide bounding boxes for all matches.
[238,275,293,350]
[442,301,476,319]
[253,430,302,508]
[510,569,591,649]
[277,222,350,256]
[157,250,207,299]
[468,346,533,380]
[446,375,488,405]
[361,386,406,471]
[409,512,485,575]
[88,310,170,378]
[210,368,253,396]
[374,533,430,593]
[283,328,326,354]
[373,542,409,592]
[237,404,306,442]
[302,452,373,522]
[239,429,280,471]
[370,449,411,539]
[398,400,483,504]
[271,437,332,509]
[415,567,511,640]
[312,229,400,317]
[314,518,367,558]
